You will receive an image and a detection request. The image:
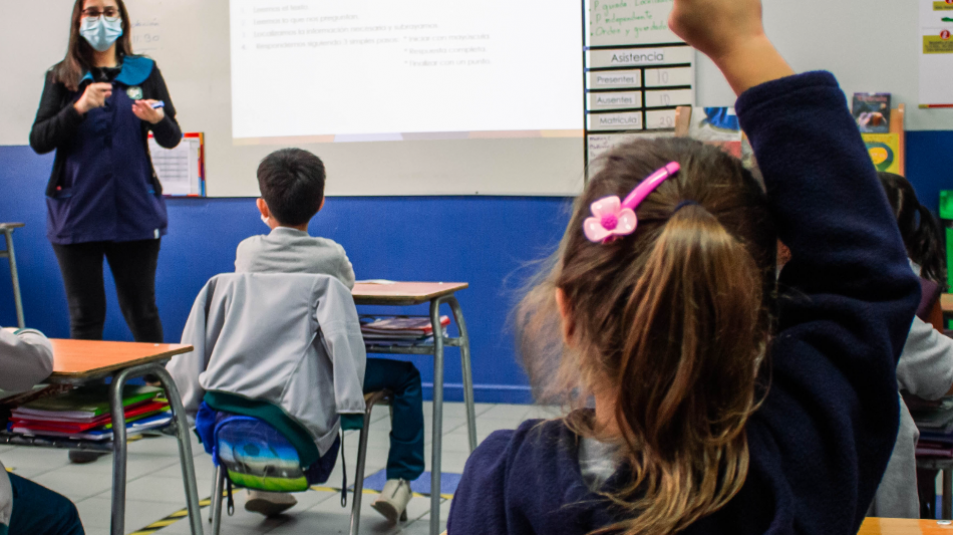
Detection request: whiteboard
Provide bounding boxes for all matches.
[3,0,952,198]
[0,0,585,198]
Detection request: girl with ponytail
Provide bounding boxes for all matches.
[870,172,953,519]
[879,172,947,288]
[448,0,921,534]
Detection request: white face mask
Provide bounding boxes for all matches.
[80,16,123,52]
[261,214,270,227]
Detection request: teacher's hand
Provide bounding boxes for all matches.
[132,99,165,125]
[73,82,113,115]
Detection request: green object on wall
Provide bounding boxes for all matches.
[941,191,953,329]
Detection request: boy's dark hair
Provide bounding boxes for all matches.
[257,148,326,227]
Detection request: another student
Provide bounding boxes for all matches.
[870,172,953,518]
[447,1,921,534]
[1,327,86,535]
[234,148,424,522]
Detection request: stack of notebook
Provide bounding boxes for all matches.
[7,385,172,441]
[911,397,953,458]
[361,316,451,344]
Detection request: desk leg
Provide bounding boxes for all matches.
[109,373,129,535]
[430,298,445,535]
[3,230,24,329]
[447,296,477,452]
[945,468,952,520]
[152,365,205,535]
[109,364,204,535]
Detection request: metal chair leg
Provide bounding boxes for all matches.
[945,468,952,520]
[211,465,225,535]
[429,298,446,535]
[447,296,477,452]
[3,230,24,329]
[349,394,381,535]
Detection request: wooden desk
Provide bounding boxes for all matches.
[861,518,953,534]
[352,282,474,535]
[352,282,468,306]
[941,294,953,314]
[49,339,191,382]
[0,222,25,329]
[0,339,204,535]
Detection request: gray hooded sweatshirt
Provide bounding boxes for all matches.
[166,273,367,457]
[0,328,54,533]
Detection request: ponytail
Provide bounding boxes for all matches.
[515,137,776,535]
[878,172,947,288]
[912,204,947,287]
[597,204,764,535]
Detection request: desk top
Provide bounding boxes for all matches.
[860,518,953,534]
[0,223,25,231]
[942,294,953,313]
[352,282,468,306]
[50,339,192,379]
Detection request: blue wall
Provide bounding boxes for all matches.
[0,145,573,403]
[1,132,951,403]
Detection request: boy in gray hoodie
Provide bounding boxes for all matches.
[234,149,424,523]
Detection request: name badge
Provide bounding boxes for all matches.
[126,86,144,100]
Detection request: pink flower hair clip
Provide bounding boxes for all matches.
[583,162,681,244]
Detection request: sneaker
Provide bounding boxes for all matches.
[245,490,297,517]
[68,450,108,464]
[371,479,411,523]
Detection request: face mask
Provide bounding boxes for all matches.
[80,16,123,52]
[261,214,270,227]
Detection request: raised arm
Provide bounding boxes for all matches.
[672,1,920,532]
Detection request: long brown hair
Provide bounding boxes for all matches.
[515,137,777,535]
[52,0,134,91]
[879,172,948,287]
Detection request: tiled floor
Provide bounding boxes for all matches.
[1,402,560,535]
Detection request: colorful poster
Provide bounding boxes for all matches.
[862,133,902,174]
[919,0,953,106]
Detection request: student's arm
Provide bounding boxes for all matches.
[335,243,356,290]
[147,66,182,149]
[0,328,54,392]
[29,72,85,155]
[673,0,920,532]
[896,317,953,399]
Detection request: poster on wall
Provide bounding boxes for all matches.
[919,0,953,107]
[583,0,695,175]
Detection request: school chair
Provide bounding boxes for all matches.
[207,389,393,535]
[0,223,25,329]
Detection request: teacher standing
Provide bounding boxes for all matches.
[30,0,181,343]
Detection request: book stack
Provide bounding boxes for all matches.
[911,397,953,458]
[7,385,172,441]
[361,316,451,344]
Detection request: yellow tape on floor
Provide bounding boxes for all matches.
[127,483,453,533]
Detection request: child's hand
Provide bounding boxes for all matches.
[669,0,765,62]
[670,0,794,96]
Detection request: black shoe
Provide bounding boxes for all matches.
[68,450,109,464]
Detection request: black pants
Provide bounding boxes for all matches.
[52,239,163,342]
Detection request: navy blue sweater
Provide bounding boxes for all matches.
[447,72,921,535]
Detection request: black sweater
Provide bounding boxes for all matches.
[447,72,921,535]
